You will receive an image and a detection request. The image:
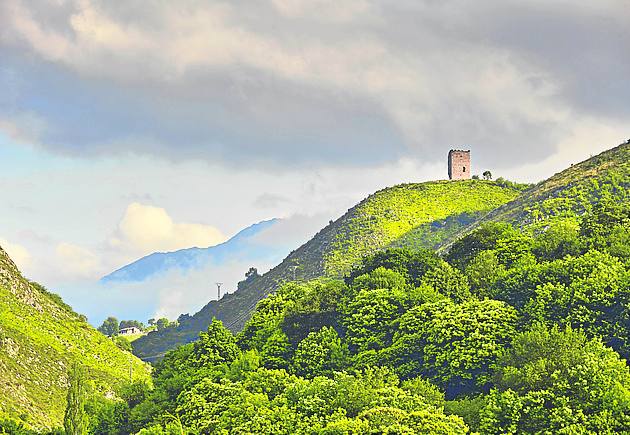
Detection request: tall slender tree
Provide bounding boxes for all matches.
[64,363,88,435]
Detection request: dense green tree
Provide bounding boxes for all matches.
[480,324,630,434]
[465,250,505,297]
[531,218,583,260]
[293,326,349,377]
[446,223,516,269]
[261,330,291,370]
[225,349,261,381]
[0,418,40,435]
[494,233,534,268]
[518,250,630,357]
[155,318,170,331]
[237,287,293,351]
[97,316,119,336]
[387,299,517,398]
[282,280,347,346]
[85,395,127,435]
[350,267,409,293]
[190,319,240,368]
[170,367,468,434]
[112,335,132,352]
[64,363,88,435]
[342,288,404,352]
[348,248,441,287]
[421,261,471,302]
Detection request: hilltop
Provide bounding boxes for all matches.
[0,247,151,430]
[132,180,525,360]
[439,140,630,250]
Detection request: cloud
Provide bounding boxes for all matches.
[55,242,101,279]
[0,0,627,169]
[109,202,226,254]
[253,193,290,209]
[0,238,32,271]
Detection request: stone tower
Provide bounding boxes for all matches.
[448,149,471,180]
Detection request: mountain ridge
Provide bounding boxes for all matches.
[101,218,280,283]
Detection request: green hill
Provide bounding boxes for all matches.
[439,140,630,251]
[0,247,151,431]
[133,180,525,360]
[89,140,630,433]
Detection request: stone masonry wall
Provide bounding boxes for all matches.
[448,150,471,180]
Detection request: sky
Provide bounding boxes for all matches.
[0,0,628,323]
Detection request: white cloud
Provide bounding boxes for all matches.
[0,238,32,271]
[109,202,226,254]
[55,242,100,279]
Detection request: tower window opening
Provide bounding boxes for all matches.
[463,166,466,172]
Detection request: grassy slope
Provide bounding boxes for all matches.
[0,248,151,430]
[438,141,630,251]
[133,180,523,360]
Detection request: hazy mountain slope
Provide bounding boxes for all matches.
[0,247,150,431]
[439,140,630,251]
[132,180,523,360]
[101,219,279,283]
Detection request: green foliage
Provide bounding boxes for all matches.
[347,248,441,287]
[0,417,40,435]
[293,327,349,377]
[342,288,404,353]
[64,364,88,435]
[119,319,145,330]
[387,299,517,398]
[464,250,506,297]
[523,251,627,325]
[421,261,471,302]
[260,330,291,370]
[172,367,467,434]
[97,316,119,336]
[190,319,240,368]
[281,280,348,346]
[155,318,171,331]
[350,266,409,293]
[531,218,583,260]
[446,223,517,269]
[112,336,132,352]
[480,324,630,434]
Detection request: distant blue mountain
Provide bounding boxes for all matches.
[101,218,281,283]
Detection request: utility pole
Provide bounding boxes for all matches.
[215,282,223,300]
[129,355,133,383]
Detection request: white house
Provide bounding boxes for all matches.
[119,326,141,335]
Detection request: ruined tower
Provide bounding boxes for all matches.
[448,149,471,180]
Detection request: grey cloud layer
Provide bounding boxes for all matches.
[1,0,628,167]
